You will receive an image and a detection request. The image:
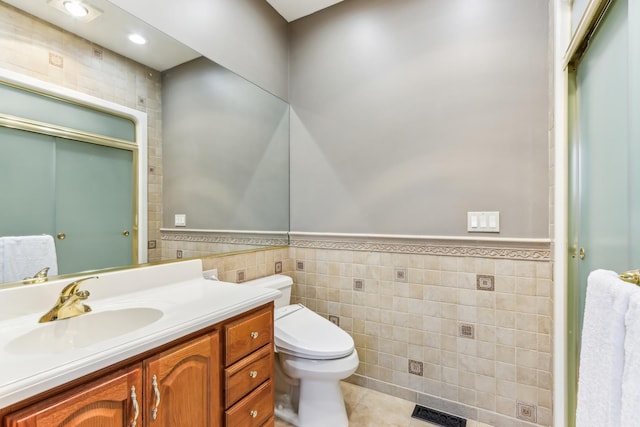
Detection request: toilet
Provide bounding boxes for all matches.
[242,275,359,427]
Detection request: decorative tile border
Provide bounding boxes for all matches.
[289,232,551,261]
[161,229,289,247]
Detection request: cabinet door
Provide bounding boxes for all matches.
[144,332,220,427]
[4,365,142,427]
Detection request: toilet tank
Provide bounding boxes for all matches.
[241,274,292,309]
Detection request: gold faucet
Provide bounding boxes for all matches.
[23,267,51,284]
[39,276,98,323]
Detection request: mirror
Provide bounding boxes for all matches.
[0,0,289,285]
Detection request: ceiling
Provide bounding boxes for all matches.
[2,0,345,72]
[265,0,345,22]
[2,0,199,71]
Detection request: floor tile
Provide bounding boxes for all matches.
[273,381,496,427]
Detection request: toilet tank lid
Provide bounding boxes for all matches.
[241,274,292,290]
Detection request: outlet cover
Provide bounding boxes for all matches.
[328,315,340,326]
[275,261,283,274]
[176,249,182,259]
[296,260,304,271]
[237,270,245,282]
[353,279,365,291]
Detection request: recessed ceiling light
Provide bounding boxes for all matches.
[63,1,88,17]
[128,34,147,45]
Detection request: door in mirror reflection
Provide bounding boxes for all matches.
[0,126,134,278]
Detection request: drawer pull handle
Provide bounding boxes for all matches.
[250,331,259,339]
[152,374,161,420]
[250,410,258,418]
[130,386,139,427]
[249,370,258,378]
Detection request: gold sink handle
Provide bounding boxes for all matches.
[39,276,99,323]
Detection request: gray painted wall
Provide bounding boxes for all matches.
[289,0,550,238]
[107,0,289,100]
[162,57,289,231]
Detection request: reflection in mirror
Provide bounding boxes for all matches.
[0,0,289,286]
[161,57,290,260]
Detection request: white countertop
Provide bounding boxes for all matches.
[0,260,280,409]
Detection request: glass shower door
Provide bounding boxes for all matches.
[568,0,640,423]
[55,138,134,274]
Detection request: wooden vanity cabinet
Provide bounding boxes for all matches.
[143,332,220,427]
[224,305,275,427]
[1,303,274,427]
[4,365,143,427]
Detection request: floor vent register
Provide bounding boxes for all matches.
[411,405,467,427]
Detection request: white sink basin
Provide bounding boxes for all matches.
[5,307,163,354]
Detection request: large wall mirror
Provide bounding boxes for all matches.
[0,0,289,286]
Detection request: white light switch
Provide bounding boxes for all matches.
[174,214,186,227]
[467,211,500,233]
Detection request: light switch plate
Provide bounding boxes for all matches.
[467,211,500,233]
[174,214,186,227]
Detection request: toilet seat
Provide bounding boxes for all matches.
[275,304,354,360]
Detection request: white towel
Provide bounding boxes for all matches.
[576,269,640,427]
[0,235,58,283]
[621,291,640,426]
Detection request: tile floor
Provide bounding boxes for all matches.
[274,381,495,427]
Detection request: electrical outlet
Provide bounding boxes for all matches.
[296,260,304,271]
[353,279,365,291]
[328,315,340,326]
[275,261,283,274]
[176,249,182,259]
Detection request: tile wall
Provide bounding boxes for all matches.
[0,2,164,262]
[200,247,291,283]
[287,243,553,427]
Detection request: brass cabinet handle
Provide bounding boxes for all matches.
[57,233,66,240]
[250,331,259,339]
[152,374,161,420]
[130,386,139,427]
[123,230,130,237]
[579,247,586,260]
[249,370,258,378]
[250,410,258,418]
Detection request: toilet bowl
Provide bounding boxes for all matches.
[242,275,359,427]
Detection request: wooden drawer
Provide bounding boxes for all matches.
[261,415,275,426]
[225,345,273,408]
[225,380,274,427]
[225,307,273,366]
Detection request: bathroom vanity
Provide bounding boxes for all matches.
[0,260,279,426]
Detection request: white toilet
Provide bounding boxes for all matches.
[242,275,359,427]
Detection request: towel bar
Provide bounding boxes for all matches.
[620,269,640,285]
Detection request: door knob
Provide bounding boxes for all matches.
[57,233,66,240]
[579,247,586,260]
[123,230,130,237]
